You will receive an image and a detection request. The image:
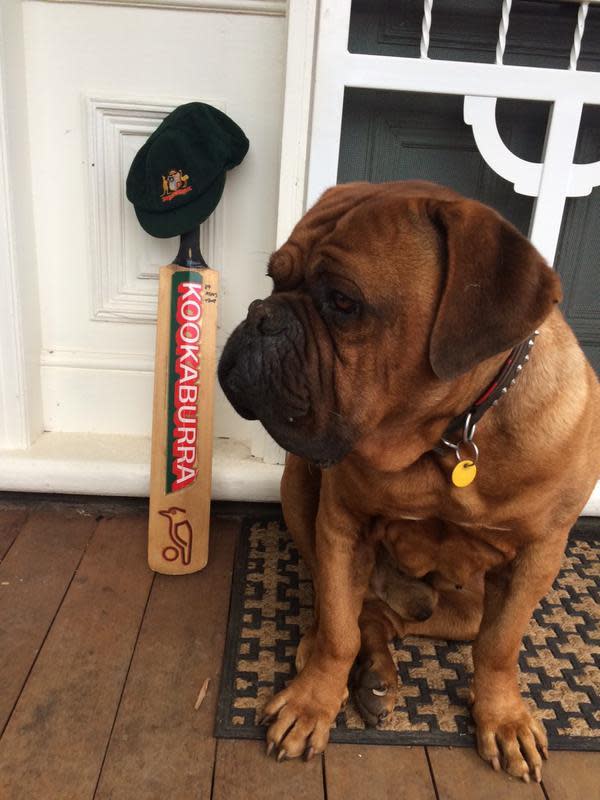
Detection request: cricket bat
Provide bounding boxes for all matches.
[148,228,218,574]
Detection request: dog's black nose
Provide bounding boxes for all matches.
[246,299,286,336]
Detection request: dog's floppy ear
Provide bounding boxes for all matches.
[426,199,562,380]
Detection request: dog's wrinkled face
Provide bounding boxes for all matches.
[218,181,560,466]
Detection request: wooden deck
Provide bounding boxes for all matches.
[0,497,597,800]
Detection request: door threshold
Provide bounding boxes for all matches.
[0,432,282,502]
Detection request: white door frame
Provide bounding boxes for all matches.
[0,0,43,451]
[250,0,318,465]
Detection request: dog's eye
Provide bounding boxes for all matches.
[329,290,359,314]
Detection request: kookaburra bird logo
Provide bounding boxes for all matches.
[159,506,193,565]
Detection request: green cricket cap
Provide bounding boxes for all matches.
[126,102,249,238]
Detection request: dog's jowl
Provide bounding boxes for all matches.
[219,180,600,781]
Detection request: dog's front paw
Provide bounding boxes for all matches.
[351,651,397,727]
[261,670,348,761]
[473,695,548,782]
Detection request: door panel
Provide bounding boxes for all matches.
[22,2,284,439]
[339,90,548,235]
[555,105,600,372]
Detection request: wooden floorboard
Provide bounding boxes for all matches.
[212,739,325,800]
[0,509,97,733]
[0,507,28,561]
[325,743,436,800]
[427,747,545,800]
[541,751,600,800]
[94,517,239,800]
[0,513,152,800]
[0,503,596,800]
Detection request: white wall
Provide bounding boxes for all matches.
[21,0,285,447]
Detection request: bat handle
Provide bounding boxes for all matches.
[174,226,208,268]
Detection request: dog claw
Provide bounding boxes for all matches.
[534,766,542,783]
[522,772,530,784]
[277,748,287,763]
[305,746,315,762]
[542,746,548,760]
[491,757,500,772]
[266,741,274,757]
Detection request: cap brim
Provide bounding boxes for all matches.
[134,172,225,239]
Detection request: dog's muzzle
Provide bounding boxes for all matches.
[218,297,353,466]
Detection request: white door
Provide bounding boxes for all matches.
[0,0,287,498]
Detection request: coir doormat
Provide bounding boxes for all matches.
[215,516,599,750]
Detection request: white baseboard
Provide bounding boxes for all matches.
[0,432,282,502]
[0,431,598,515]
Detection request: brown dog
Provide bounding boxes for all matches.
[218,181,600,781]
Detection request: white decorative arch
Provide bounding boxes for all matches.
[463,96,541,197]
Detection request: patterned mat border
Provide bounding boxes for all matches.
[215,513,600,750]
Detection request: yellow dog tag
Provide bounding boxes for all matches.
[452,460,477,488]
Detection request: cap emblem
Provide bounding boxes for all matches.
[161,169,192,202]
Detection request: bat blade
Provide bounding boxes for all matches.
[148,264,219,574]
